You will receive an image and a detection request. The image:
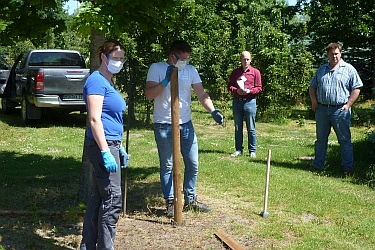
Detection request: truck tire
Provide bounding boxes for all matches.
[1,98,15,114]
[21,94,31,125]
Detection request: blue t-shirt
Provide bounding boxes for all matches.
[83,71,126,141]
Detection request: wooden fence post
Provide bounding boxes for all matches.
[170,68,183,224]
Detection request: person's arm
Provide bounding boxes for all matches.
[193,82,224,124]
[309,86,318,112]
[249,69,262,95]
[145,81,165,101]
[192,82,215,112]
[145,64,176,101]
[227,71,238,94]
[86,94,109,151]
[343,88,361,110]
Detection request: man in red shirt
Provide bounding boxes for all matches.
[228,51,262,158]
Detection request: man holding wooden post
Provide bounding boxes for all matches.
[146,40,224,218]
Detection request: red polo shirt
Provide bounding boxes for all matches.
[228,66,262,99]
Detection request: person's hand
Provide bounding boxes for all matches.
[311,100,318,112]
[119,146,130,168]
[161,65,175,86]
[237,88,247,95]
[101,150,118,172]
[211,109,224,125]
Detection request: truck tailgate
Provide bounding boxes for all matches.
[41,68,89,96]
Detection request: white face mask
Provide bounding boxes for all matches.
[175,60,187,71]
[106,59,123,74]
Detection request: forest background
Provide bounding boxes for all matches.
[0,0,374,124]
[0,1,374,249]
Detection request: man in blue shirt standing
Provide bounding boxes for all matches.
[309,42,363,176]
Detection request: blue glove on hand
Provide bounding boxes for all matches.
[119,146,130,168]
[161,65,175,86]
[211,109,224,125]
[101,150,118,173]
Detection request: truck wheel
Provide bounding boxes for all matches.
[1,98,15,114]
[21,94,31,125]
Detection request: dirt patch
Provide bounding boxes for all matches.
[114,199,255,249]
[0,195,257,250]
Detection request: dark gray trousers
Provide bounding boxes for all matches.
[80,138,122,250]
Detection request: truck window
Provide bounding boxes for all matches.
[29,52,84,67]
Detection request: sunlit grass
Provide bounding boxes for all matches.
[0,101,374,249]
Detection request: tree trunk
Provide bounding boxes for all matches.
[372,49,375,99]
[77,29,105,204]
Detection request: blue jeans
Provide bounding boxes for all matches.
[233,98,257,153]
[154,121,198,204]
[313,104,353,170]
[81,138,122,250]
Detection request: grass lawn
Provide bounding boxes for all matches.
[0,100,374,249]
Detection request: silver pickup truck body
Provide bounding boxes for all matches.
[1,49,90,124]
[0,55,10,94]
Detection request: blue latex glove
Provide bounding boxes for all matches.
[119,146,130,168]
[161,65,175,86]
[211,109,224,125]
[101,150,118,172]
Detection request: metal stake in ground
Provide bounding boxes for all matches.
[262,149,271,218]
[170,67,183,224]
[122,58,133,217]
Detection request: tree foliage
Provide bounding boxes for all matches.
[2,0,374,122]
[99,0,315,122]
[0,0,69,47]
[301,0,375,93]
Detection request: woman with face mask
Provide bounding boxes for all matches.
[81,40,127,250]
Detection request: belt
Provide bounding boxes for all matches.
[234,97,251,101]
[86,137,121,146]
[106,140,121,147]
[319,103,346,107]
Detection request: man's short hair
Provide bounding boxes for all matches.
[168,40,192,54]
[326,42,342,53]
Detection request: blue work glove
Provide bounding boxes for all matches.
[119,146,130,168]
[211,109,224,125]
[161,65,175,86]
[101,150,118,173]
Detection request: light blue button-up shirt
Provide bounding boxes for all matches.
[310,60,363,105]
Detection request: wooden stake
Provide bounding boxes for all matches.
[262,149,271,218]
[214,229,245,250]
[170,68,183,224]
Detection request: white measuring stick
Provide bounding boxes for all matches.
[262,149,271,218]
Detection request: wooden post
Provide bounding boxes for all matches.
[214,229,245,250]
[170,68,183,224]
[262,149,271,218]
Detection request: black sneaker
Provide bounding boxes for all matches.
[308,165,323,172]
[184,196,211,213]
[166,199,174,218]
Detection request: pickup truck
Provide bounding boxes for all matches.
[1,49,90,124]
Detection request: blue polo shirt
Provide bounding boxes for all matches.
[83,71,126,141]
[310,60,363,105]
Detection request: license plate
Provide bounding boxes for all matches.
[63,94,83,100]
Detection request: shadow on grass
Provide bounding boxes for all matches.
[124,165,167,218]
[248,140,374,188]
[0,150,165,248]
[0,150,83,249]
[0,108,87,128]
